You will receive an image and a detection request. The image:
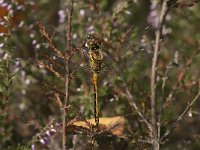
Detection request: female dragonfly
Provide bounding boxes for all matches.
[36,32,150,127]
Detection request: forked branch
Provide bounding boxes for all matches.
[150,0,170,149]
[161,86,200,142]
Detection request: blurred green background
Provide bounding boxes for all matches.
[0,0,200,149]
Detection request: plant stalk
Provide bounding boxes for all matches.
[62,0,73,150]
[151,1,169,149]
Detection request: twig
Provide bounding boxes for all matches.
[158,61,174,141]
[161,87,200,141]
[150,1,169,149]
[120,25,134,44]
[36,60,65,81]
[42,82,66,97]
[116,70,151,131]
[62,0,74,150]
[54,93,63,108]
[125,84,152,130]
[163,47,200,108]
[38,23,66,60]
[35,49,65,70]
[174,0,199,8]
[100,40,152,131]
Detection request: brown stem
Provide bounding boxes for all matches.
[151,1,169,149]
[36,60,65,81]
[62,0,74,150]
[101,44,151,130]
[38,23,66,60]
[161,87,200,142]
[125,85,151,130]
[116,69,151,130]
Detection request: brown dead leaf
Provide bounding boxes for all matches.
[69,116,125,136]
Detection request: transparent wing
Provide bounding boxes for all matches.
[36,48,93,74]
[93,40,152,75]
[36,39,152,78]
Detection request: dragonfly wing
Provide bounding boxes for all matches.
[99,40,151,75]
[82,48,90,63]
[118,41,147,60]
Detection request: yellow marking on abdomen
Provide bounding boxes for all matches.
[93,72,99,126]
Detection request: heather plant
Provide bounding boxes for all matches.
[1,0,200,150]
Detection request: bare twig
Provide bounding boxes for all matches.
[42,82,66,97]
[161,87,200,141]
[174,0,199,8]
[54,93,63,108]
[99,40,152,131]
[158,61,174,141]
[35,49,65,70]
[38,23,66,60]
[125,84,152,130]
[62,0,74,150]
[48,92,63,108]
[120,25,134,44]
[163,47,200,108]
[117,70,152,131]
[150,1,169,149]
[36,60,65,81]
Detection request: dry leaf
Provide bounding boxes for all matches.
[69,116,125,136]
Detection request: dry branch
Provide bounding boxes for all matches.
[161,86,200,142]
[36,60,65,81]
[38,23,66,60]
[150,0,170,149]
[62,0,74,150]
[36,49,65,70]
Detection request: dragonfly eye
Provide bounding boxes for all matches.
[91,43,100,50]
[91,46,98,50]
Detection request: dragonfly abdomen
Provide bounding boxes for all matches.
[89,50,103,74]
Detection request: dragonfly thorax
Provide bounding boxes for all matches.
[84,33,101,51]
[83,33,105,74]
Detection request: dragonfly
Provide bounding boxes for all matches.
[80,33,151,127]
[82,33,104,127]
[36,32,151,128]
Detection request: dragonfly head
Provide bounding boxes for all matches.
[84,33,101,51]
[87,32,95,40]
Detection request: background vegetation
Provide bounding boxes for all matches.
[0,0,200,150]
